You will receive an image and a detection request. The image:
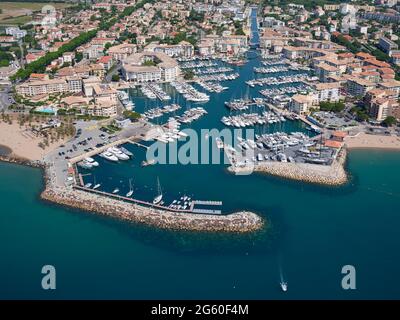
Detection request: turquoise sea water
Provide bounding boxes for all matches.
[1,150,400,299]
[2,8,400,300]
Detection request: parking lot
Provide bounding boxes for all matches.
[44,120,150,186]
[0,85,13,111]
[313,111,357,129]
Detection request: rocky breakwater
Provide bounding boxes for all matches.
[229,149,348,186]
[40,172,263,233]
[0,153,44,168]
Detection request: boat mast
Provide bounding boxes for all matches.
[157,177,162,196]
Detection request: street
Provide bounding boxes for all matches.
[0,85,13,111]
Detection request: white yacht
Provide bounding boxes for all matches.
[108,147,129,160]
[78,161,93,169]
[112,188,120,194]
[119,147,133,157]
[280,281,287,292]
[215,137,224,149]
[153,178,163,205]
[126,179,134,197]
[100,151,118,162]
[85,157,99,167]
[93,183,101,190]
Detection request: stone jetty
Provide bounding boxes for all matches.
[41,186,263,233]
[229,149,348,186]
[39,164,263,233]
[1,152,263,233]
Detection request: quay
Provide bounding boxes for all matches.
[73,184,194,213]
[68,136,148,166]
[40,174,264,233]
[69,138,130,164]
[266,103,315,127]
[228,149,348,186]
[75,178,225,215]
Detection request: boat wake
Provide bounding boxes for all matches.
[278,257,287,292]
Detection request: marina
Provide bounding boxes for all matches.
[143,104,181,120]
[142,83,171,101]
[170,81,210,102]
[3,2,400,302]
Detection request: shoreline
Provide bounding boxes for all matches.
[0,154,264,233]
[344,132,400,150]
[228,148,348,186]
[4,137,400,231]
[40,167,264,233]
[0,121,70,161]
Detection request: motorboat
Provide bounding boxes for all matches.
[119,147,133,157]
[100,151,118,162]
[280,281,287,292]
[85,157,99,167]
[108,147,129,160]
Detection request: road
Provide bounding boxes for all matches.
[0,85,13,111]
[105,62,122,83]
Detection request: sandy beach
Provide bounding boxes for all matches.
[345,132,400,150]
[0,121,68,161]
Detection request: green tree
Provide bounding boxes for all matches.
[123,110,141,121]
[111,74,120,82]
[142,60,156,66]
[319,101,345,113]
[183,70,194,80]
[382,116,396,127]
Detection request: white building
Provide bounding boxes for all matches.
[144,41,194,58]
[5,27,27,39]
[108,43,137,61]
[289,94,314,115]
[16,76,82,96]
[122,52,179,83]
[312,82,341,103]
[347,78,376,97]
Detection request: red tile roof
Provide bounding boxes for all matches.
[325,140,343,148]
[332,131,347,138]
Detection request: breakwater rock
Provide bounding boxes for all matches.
[229,149,348,186]
[41,185,264,233]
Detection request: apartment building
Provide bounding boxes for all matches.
[144,41,194,58]
[315,63,340,82]
[122,52,179,83]
[312,82,341,102]
[369,98,399,121]
[108,43,137,61]
[378,37,399,54]
[289,94,314,115]
[16,77,82,96]
[346,77,376,97]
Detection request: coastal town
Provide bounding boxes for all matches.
[1,0,400,232]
